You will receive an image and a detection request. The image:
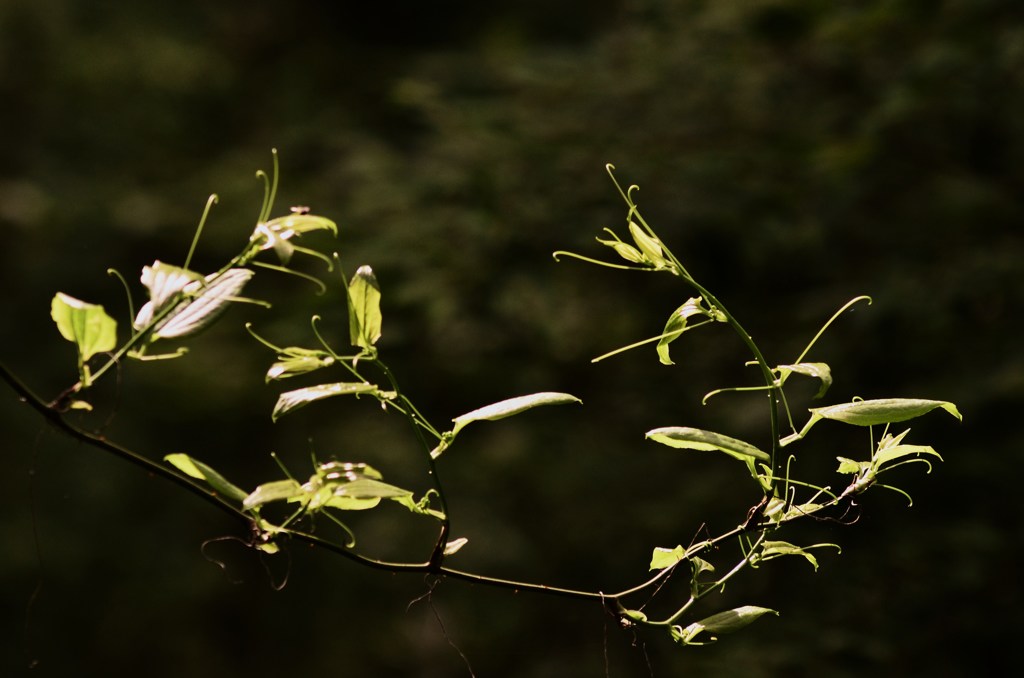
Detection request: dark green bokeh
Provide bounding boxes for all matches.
[2,0,1019,675]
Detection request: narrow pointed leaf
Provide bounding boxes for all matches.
[164,453,248,503]
[695,606,779,634]
[628,221,665,266]
[264,214,338,236]
[243,479,304,510]
[272,382,379,421]
[451,392,581,436]
[51,293,118,362]
[596,236,645,263]
[646,427,770,462]
[347,265,382,349]
[810,398,961,427]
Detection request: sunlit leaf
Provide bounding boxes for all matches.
[645,427,770,462]
[758,540,828,571]
[134,262,202,324]
[596,236,645,263]
[347,265,382,349]
[776,362,832,398]
[266,349,336,381]
[811,398,962,427]
[263,214,338,236]
[694,606,779,634]
[148,269,255,340]
[451,392,582,436]
[628,221,666,266]
[657,297,712,365]
[243,479,303,510]
[164,453,248,503]
[272,382,379,421]
[836,457,867,474]
[784,398,961,446]
[443,537,469,556]
[650,545,686,570]
[874,444,943,468]
[51,293,118,363]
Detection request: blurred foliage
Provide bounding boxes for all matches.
[1,0,1020,675]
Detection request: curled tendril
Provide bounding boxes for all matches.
[250,261,327,295]
[185,194,218,271]
[106,267,136,323]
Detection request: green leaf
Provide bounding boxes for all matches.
[650,545,686,570]
[836,457,867,474]
[347,265,382,349]
[811,398,962,427]
[596,236,645,264]
[784,398,961,446]
[243,479,303,510]
[694,606,779,634]
[272,382,379,422]
[645,427,771,462]
[450,392,582,436]
[758,540,829,571]
[266,348,336,381]
[776,362,832,398]
[51,293,118,363]
[134,263,254,340]
[873,444,943,468]
[164,453,248,503]
[263,214,338,237]
[628,221,666,267]
[656,297,713,366]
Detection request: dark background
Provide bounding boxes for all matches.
[1,0,1019,675]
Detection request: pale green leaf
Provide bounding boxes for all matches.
[777,362,832,398]
[451,392,582,436]
[596,236,645,263]
[347,265,382,349]
[51,293,118,362]
[836,457,867,474]
[243,479,303,510]
[657,297,711,365]
[759,540,822,570]
[263,214,338,236]
[272,382,379,422]
[443,537,469,556]
[164,453,248,503]
[628,221,665,266]
[645,427,770,462]
[694,606,779,634]
[873,444,943,468]
[810,398,962,427]
[650,545,686,570]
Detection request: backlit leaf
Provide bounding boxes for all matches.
[347,265,382,349]
[164,453,248,503]
[243,479,303,510]
[657,297,711,365]
[695,606,779,634]
[646,427,770,462]
[650,545,686,570]
[51,293,118,363]
[811,398,962,427]
[272,382,379,421]
[776,362,832,398]
[451,392,582,436]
